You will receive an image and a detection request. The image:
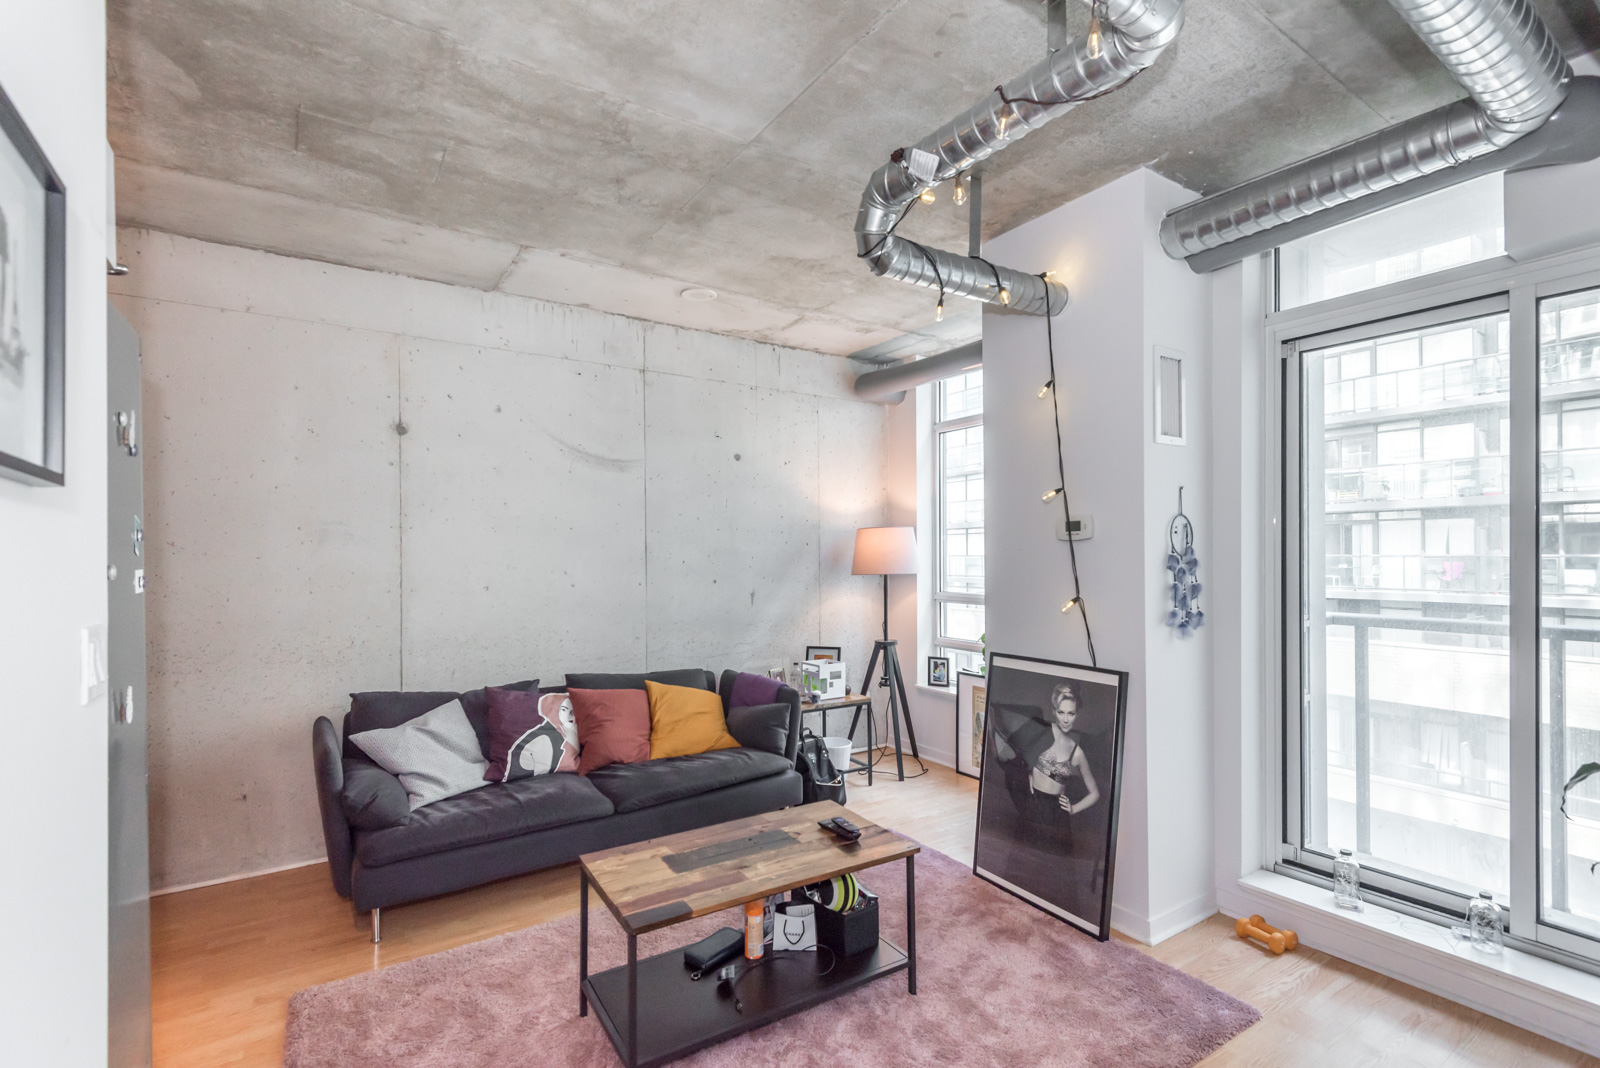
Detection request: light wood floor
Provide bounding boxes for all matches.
[151,756,1597,1067]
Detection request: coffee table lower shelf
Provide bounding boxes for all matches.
[582,939,909,1068]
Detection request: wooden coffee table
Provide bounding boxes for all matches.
[578,801,919,1068]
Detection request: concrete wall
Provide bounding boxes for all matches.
[980,168,1215,944]
[109,229,889,891]
[0,4,110,1063]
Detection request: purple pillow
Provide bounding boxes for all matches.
[484,687,575,782]
[729,671,784,709]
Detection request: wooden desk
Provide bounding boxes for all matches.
[799,692,877,783]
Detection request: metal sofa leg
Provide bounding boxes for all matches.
[371,907,381,944]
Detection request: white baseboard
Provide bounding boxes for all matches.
[1220,869,1600,1058]
[1110,892,1216,946]
[151,855,326,897]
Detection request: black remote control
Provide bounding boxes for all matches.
[818,817,861,842]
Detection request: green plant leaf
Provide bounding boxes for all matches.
[1561,762,1600,820]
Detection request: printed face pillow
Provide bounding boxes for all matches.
[483,687,580,782]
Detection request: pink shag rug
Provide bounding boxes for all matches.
[284,846,1257,1067]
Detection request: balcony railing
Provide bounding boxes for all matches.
[1326,455,1506,503]
[1326,612,1600,913]
[1543,338,1600,389]
[1326,354,1507,417]
[1327,553,1508,595]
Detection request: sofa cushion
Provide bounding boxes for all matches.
[645,680,740,760]
[584,748,795,814]
[354,773,615,868]
[565,668,714,693]
[484,688,579,782]
[457,679,539,757]
[345,679,538,759]
[725,702,790,757]
[349,699,491,810]
[571,688,652,774]
[340,758,410,830]
[726,670,784,709]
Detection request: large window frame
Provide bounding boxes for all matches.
[1270,241,1600,971]
[933,373,985,677]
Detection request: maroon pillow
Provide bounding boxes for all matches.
[483,687,578,782]
[729,671,784,708]
[570,688,652,775]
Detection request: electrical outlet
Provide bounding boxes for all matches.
[1056,516,1094,541]
[81,624,109,705]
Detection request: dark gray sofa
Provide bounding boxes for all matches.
[311,669,803,939]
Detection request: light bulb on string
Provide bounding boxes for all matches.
[1038,379,1054,399]
[1043,487,1062,502]
[935,298,945,322]
[953,178,968,207]
[1087,1,1104,60]
[999,286,1011,305]
[919,186,936,204]
[1061,598,1078,614]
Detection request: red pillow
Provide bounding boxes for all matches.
[569,688,651,774]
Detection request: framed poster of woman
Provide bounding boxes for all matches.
[972,652,1128,940]
[954,670,985,780]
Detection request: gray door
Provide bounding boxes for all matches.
[108,303,152,1068]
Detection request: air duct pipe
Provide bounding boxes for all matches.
[853,341,984,404]
[1160,0,1582,269]
[856,0,1186,316]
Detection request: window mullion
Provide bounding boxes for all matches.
[1509,281,1540,939]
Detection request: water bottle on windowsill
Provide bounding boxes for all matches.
[1467,891,1504,954]
[1333,848,1363,912]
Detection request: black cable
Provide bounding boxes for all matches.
[729,946,837,1013]
[1042,280,1097,667]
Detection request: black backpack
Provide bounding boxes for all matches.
[796,729,847,805]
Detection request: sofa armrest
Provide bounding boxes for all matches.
[312,716,354,899]
[776,685,802,765]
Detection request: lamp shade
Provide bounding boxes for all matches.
[852,526,918,576]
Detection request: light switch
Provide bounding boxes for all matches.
[81,624,109,705]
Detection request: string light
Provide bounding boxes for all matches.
[935,299,944,322]
[1043,487,1062,501]
[1061,598,1078,613]
[919,186,937,204]
[999,287,1011,305]
[1038,379,1054,399]
[1087,0,1104,60]
[953,177,968,207]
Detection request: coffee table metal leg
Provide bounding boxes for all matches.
[627,932,639,1067]
[579,869,589,1017]
[907,853,917,995]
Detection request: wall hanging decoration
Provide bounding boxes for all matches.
[973,652,1129,940]
[0,77,67,487]
[1165,487,1203,636]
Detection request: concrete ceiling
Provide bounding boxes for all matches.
[107,0,1600,357]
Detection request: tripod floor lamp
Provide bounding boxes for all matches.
[848,526,920,780]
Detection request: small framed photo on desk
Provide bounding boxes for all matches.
[927,656,950,687]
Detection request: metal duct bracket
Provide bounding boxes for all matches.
[855,0,1188,316]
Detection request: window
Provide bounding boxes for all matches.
[1280,258,1600,965]
[1277,174,1506,310]
[935,371,985,676]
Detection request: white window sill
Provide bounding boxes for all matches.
[915,684,957,701]
[1221,869,1600,1056]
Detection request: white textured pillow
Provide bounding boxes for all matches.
[349,699,490,811]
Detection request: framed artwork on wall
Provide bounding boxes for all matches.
[972,653,1129,940]
[0,77,66,487]
[805,645,841,662]
[954,670,985,780]
[927,655,949,687]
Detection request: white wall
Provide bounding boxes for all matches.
[980,168,1215,943]
[0,3,110,1064]
[109,229,890,891]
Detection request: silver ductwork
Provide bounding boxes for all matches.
[853,341,984,404]
[1160,0,1574,266]
[856,0,1187,316]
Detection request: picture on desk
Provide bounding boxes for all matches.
[973,653,1128,941]
[805,645,841,662]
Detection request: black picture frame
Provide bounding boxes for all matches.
[804,645,841,662]
[926,655,949,687]
[0,77,67,487]
[971,651,1129,941]
[954,669,985,780]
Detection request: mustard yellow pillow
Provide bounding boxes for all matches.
[645,680,741,760]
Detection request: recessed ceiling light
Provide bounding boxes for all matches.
[680,287,718,302]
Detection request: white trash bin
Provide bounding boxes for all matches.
[823,736,854,778]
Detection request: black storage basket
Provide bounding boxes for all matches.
[792,888,879,958]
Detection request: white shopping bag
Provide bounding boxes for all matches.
[773,902,817,952]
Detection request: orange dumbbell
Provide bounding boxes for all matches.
[1235,914,1298,954]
